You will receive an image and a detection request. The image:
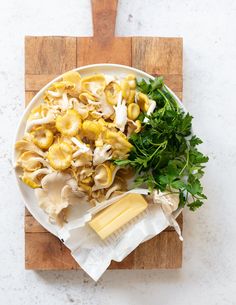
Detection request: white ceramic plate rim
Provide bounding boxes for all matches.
[12,63,185,236]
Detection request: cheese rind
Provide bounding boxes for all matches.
[89,193,148,239]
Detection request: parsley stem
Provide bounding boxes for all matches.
[149,140,167,160]
[179,149,189,176]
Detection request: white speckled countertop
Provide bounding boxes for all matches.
[1,0,236,304]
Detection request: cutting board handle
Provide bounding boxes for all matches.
[92,0,118,40]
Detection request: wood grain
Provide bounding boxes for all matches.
[132,37,183,96]
[132,37,183,74]
[92,0,118,40]
[24,0,184,271]
[25,36,77,75]
[77,37,132,66]
[25,215,182,270]
[25,74,58,91]
[25,91,37,105]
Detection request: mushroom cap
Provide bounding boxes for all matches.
[35,172,86,225]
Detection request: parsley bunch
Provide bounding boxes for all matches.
[115,77,208,211]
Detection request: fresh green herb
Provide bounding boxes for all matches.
[115,77,208,211]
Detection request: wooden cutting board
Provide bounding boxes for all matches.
[24,0,183,270]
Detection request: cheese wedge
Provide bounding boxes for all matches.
[89,193,148,239]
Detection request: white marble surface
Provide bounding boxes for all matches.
[0,0,236,304]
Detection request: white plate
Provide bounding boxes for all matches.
[13,63,184,236]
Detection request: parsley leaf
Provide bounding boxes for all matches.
[114,77,209,211]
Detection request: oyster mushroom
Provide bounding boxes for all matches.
[71,137,90,158]
[98,92,114,118]
[21,168,52,188]
[30,126,54,150]
[72,151,92,167]
[93,144,112,166]
[56,109,82,136]
[127,119,142,137]
[81,120,102,140]
[47,142,73,170]
[17,151,48,172]
[35,172,85,225]
[143,99,156,123]
[79,92,97,104]
[25,109,55,132]
[153,190,179,213]
[28,104,50,121]
[48,81,80,98]
[62,70,81,87]
[15,140,45,157]
[113,92,127,132]
[68,98,89,119]
[102,129,132,159]
[80,74,106,96]
[105,176,127,199]
[152,190,183,240]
